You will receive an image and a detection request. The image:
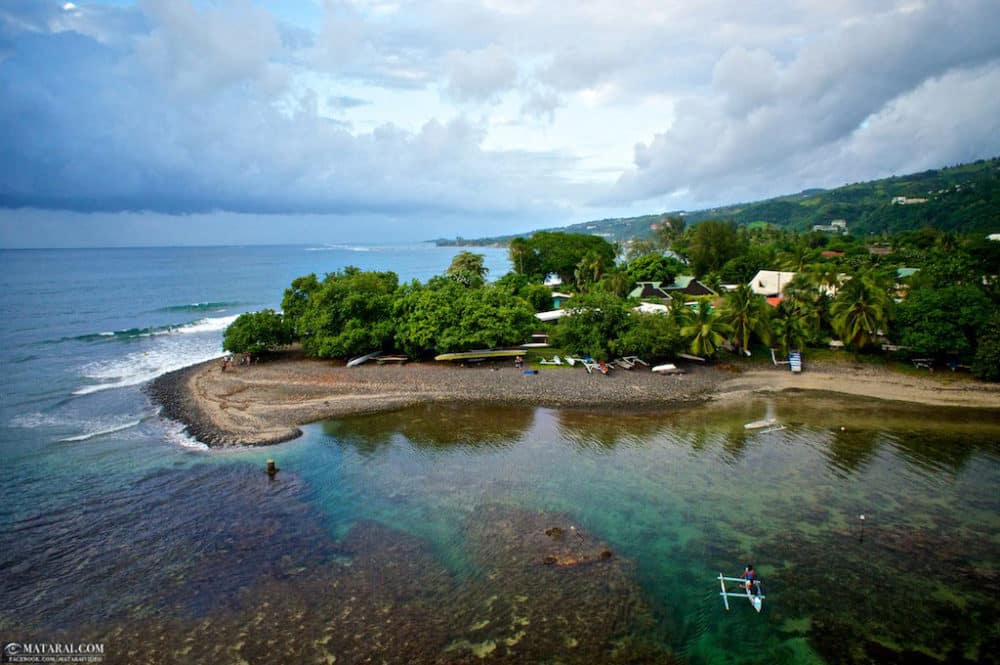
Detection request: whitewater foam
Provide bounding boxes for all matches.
[304,244,372,252]
[161,420,209,450]
[73,314,241,344]
[59,419,143,442]
[72,316,236,396]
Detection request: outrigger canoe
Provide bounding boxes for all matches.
[434,349,525,361]
[717,574,764,612]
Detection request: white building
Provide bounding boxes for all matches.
[748,270,797,297]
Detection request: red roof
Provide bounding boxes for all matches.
[766,296,784,307]
[821,250,845,258]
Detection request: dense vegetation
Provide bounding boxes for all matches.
[227,221,1000,380]
[437,156,1000,246]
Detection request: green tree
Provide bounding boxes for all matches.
[280,273,320,337]
[686,220,745,276]
[777,242,818,272]
[574,249,611,290]
[296,267,399,358]
[784,268,836,339]
[624,253,685,285]
[909,249,979,289]
[595,269,634,298]
[521,231,617,285]
[972,312,1000,381]
[770,301,810,355]
[393,279,535,357]
[895,286,992,357]
[447,251,488,288]
[830,271,892,352]
[681,300,732,358]
[652,215,686,250]
[614,312,682,358]
[719,244,775,283]
[552,291,631,360]
[508,237,538,276]
[223,309,293,355]
[723,283,771,354]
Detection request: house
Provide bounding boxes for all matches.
[868,246,892,256]
[812,219,849,234]
[628,281,671,299]
[821,250,845,259]
[664,275,717,297]
[891,196,928,205]
[988,233,1000,242]
[628,276,716,300]
[550,292,573,308]
[748,270,797,298]
[543,273,563,287]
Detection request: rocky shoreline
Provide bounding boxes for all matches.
[147,351,1000,448]
[146,351,726,447]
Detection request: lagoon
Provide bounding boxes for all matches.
[5,397,997,664]
[1,245,997,664]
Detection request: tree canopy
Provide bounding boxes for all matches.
[508,231,617,286]
[296,267,399,358]
[686,220,745,276]
[222,309,293,355]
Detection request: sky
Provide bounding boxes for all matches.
[1,0,999,247]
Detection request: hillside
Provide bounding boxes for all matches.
[436,157,1000,246]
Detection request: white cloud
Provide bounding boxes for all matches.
[134,0,285,97]
[608,0,1000,207]
[1,0,998,241]
[444,44,518,102]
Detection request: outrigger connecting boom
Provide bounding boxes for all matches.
[717,574,764,613]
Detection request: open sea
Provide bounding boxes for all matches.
[1,244,998,664]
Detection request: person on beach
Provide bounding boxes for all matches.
[740,564,760,596]
[514,356,523,369]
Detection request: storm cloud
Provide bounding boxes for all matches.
[0,0,998,244]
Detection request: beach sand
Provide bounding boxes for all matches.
[147,352,1000,447]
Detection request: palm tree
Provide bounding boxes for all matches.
[574,250,609,290]
[447,251,488,288]
[723,283,771,354]
[508,237,531,275]
[681,300,733,358]
[784,266,836,339]
[778,242,817,272]
[771,301,810,354]
[830,271,892,352]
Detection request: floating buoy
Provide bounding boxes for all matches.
[266,459,278,477]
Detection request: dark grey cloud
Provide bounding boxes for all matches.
[1,0,998,241]
[0,0,581,220]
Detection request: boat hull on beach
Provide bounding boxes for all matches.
[434,349,524,361]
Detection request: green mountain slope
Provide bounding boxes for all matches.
[437,157,1000,246]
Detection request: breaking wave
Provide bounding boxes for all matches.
[71,314,240,343]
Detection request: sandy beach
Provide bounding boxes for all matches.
[147,352,1000,447]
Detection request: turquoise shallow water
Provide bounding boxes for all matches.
[8,397,986,663]
[1,245,998,663]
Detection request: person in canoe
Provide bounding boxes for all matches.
[740,564,761,596]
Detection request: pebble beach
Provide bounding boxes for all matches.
[147,350,1000,447]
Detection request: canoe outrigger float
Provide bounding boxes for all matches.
[717,574,764,612]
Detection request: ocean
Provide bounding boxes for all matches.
[1,244,998,664]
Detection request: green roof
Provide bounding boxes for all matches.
[896,267,919,278]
